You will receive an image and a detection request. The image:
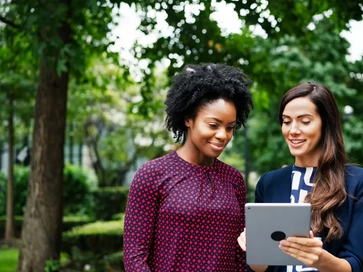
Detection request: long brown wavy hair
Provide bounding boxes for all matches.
[279,82,347,242]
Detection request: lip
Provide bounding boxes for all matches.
[289,139,305,147]
[210,142,225,151]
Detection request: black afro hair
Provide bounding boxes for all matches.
[165,63,253,143]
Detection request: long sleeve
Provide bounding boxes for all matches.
[123,163,159,271]
[335,167,363,272]
[124,152,248,271]
[233,174,248,271]
[339,196,363,271]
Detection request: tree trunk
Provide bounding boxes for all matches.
[5,90,15,241]
[17,61,69,272]
[17,1,71,270]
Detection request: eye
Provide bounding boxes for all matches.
[301,119,311,125]
[209,123,218,129]
[282,121,291,125]
[227,126,235,132]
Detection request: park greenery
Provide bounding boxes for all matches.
[0,0,362,271]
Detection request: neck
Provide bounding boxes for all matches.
[176,147,214,166]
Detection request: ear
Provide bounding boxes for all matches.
[184,118,191,128]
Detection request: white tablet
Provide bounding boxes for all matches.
[245,203,311,266]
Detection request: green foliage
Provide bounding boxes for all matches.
[92,187,129,221]
[64,248,124,272]
[44,259,60,272]
[126,0,363,183]
[62,219,125,271]
[230,18,363,176]
[62,220,124,257]
[0,165,30,216]
[66,57,172,187]
[0,215,23,239]
[103,251,124,271]
[0,171,6,216]
[343,116,363,164]
[0,164,97,217]
[0,215,95,239]
[63,163,98,216]
[234,0,363,37]
[62,215,95,232]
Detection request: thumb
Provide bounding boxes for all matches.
[238,228,247,251]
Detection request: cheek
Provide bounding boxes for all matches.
[306,127,322,140]
[281,127,289,137]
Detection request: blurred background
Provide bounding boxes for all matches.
[0,0,362,271]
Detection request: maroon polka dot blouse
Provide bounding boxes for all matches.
[123,151,247,271]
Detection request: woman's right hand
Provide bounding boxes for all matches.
[238,228,247,251]
[238,228,268,272]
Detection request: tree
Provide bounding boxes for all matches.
[234,0,363,37]
[67,56,173,186]
[17,0,72,268]
[0,17,36,242]
[0,0,117,270]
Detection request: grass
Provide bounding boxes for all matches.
[0,247,19,272]
[0,247,70,272]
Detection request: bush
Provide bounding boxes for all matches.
[92,187,129,221]
[0,215,23,239]
[0,164,98,217]
[62,219,124,272]
[62,215,95,232]
[62,220,123,254]
[63,248,124,272]
[0,166,30,216]
[104,251,124,271]
[0,215,94,239]
[0,172,6,216]
[63,163,98,217]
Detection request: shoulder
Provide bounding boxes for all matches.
[345,165,363,194]
[259,165,293,185]
[136,152,175,175]
[345,164,363,177]
[215,159,243,178]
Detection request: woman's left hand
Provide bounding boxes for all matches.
[279,231,323,268]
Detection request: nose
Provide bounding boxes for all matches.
[216,128,228,140]
[290,122,301,134]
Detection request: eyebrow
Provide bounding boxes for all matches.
[205,117,236,124]
[282,114,314,118]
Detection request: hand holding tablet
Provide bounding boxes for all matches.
[244,203,311,266]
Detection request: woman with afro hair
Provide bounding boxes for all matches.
[124,63,253,271]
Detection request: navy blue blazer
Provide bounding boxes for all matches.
[248,164,363,272]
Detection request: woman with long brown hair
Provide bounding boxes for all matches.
[239,82,363,272]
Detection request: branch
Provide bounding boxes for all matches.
[0,16,20,29]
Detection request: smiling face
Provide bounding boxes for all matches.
[281,97,323,167]
[181,98,236,166]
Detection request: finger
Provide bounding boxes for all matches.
[280,240,320,254]
[279,244,321,267]
[279,239,323,262]
[285,236,322,247]
[238,235,246,251]
[238,230,246,251]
